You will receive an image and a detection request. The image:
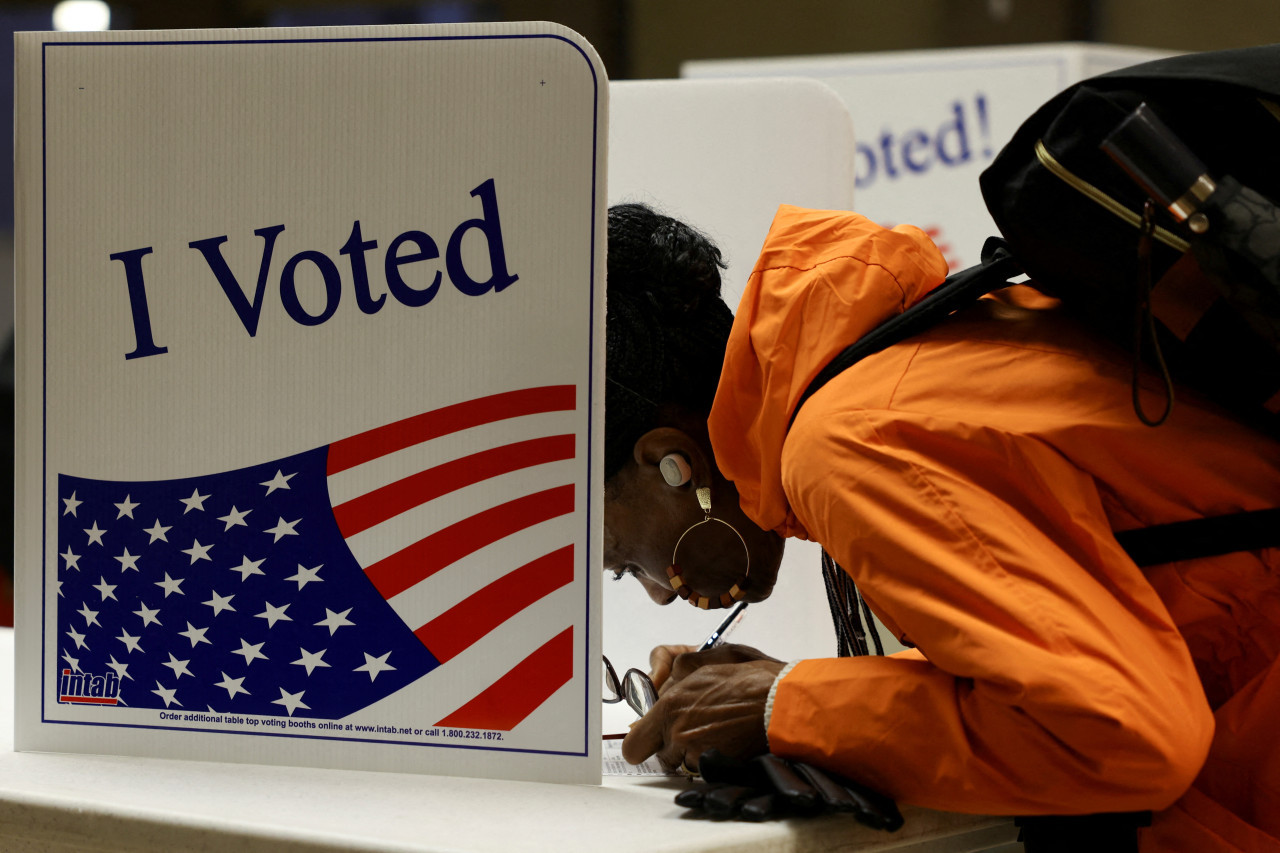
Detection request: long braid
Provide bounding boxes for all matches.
[822,550,883,657]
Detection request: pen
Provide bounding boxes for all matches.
[697,600,748,651]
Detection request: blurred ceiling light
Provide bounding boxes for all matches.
[53,0,112,31]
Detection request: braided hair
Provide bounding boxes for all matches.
[605,203,734,481]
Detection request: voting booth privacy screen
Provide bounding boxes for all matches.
[685,43,1173,274]
[13,22,606,784]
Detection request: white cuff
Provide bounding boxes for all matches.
[763,660,800,749]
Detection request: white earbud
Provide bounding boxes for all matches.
[659,453,692,487]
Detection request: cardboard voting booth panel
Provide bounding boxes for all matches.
[13,22,606,785]
[604,78,858,734]
[685,43,1173,272]
[609,78,855,311]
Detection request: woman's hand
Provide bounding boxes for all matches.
[623,646,786,772]
[647,644,698,689]
[648,643,780,689]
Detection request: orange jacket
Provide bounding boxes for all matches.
[708,206,1280,850]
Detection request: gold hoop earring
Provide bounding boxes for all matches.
[665,487,750,609]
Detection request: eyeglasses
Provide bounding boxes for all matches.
[602,655,658,717]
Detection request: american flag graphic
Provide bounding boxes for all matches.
[53,385,582,733]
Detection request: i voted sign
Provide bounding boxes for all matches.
[15,23,607,786]
[112,178,519,358]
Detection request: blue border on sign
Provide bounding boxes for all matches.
[39,31,601,761]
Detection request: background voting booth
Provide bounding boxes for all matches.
[684,43,1172,274]
[0,19,1106,852]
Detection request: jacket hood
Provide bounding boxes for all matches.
[708,206,949,538]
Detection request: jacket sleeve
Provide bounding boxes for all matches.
[770,399,1215,816]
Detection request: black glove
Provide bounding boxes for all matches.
[674,749,904,831]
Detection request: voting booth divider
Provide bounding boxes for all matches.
[14,22,607,785]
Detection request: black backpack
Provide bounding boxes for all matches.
[980,43,1280,429]
[793,44,1280,570]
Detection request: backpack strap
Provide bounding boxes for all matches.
[1116,508,1280,567]
[786,236,1279,566]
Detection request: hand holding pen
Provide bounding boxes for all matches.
[604,602,754,740]
[620,635,785,772]
[645,600,751,690]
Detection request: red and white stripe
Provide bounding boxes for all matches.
[326,386,581,731]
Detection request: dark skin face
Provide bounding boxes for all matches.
[603,424,784,607]
[603,416,788,771]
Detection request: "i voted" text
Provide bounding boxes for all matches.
[110,178,518,360]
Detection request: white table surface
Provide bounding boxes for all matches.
[0,629,1019,852]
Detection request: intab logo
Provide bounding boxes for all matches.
[58,668,120,705]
